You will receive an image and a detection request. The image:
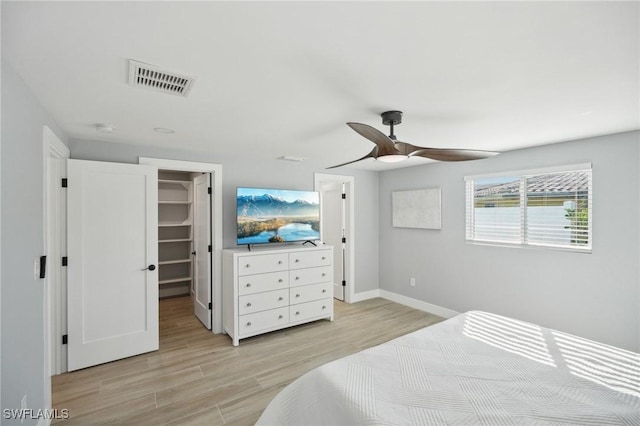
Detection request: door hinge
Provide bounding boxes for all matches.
[39,256,47,279]
[61,178,68,188]
[341,193,346,199]
[342,280,346,287]
[208,245,212,253]
[207,187,212,195]
[208,302,212,310]
[62,334,68,345]
[342,237,346,243]
[62,256,68,267]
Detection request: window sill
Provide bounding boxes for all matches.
[465,240,592,254]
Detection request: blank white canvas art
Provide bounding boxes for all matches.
[392,188,441,229]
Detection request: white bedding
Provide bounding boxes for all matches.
[257,311,640,425]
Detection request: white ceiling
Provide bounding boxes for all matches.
[3,1,639,171]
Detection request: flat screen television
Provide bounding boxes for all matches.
[236,187,320,245]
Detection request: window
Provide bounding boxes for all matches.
[465,164,592,251]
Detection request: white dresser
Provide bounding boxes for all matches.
[223,245,334,346]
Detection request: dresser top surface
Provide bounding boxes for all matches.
[223,244,332,256]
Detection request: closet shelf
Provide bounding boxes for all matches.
[159,259,192,266]
[159,238,192,243]
[158,179,191,184]
[158,223,192,227]
[159,276,192,285]
[159,200,192,205]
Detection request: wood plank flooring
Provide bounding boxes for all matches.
[52,296,444,425]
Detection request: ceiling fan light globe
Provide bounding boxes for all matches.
[376,154,408,163]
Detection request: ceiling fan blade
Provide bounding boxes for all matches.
[346,122,398,156]
[409,148,499,162]
[326,147,378,169]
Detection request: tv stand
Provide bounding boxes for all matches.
[302,240,317,246]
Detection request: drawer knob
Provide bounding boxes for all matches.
[246,322,252,326]
[278,297,284,301]
[246,283,251,288]
[322,306,326,310]
[295,311,300,315]
[322,273,326,277]
[246,264,251,268]
[295,294,300,298]
[295,277,299,280]
[278,279,283,283]
[246,302,252,307]
[278,315,283,319]
[322,289,327,293]
[278,260,283,264]
[322,256,326,260]
[295,259,300,263]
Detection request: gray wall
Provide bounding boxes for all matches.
[1,61,68,423]
[379,131,640,351]
[69,140,380,294]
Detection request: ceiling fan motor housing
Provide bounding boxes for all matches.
[381,110,403,126]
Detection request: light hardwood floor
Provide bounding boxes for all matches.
[52,296,444,425]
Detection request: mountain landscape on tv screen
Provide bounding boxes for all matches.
[237,194,319,217]
[237,192,320,244]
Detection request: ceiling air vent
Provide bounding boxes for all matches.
[128,60,197,97]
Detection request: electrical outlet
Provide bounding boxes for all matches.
[410,277,416,287]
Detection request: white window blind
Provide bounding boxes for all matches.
[465,165,592,251]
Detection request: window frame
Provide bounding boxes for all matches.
[465,163,592,253]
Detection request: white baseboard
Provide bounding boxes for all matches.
[350,289,380,303]
[378,290,459,318]
[351,288,459,319]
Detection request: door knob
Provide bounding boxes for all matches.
[142,264,156,271]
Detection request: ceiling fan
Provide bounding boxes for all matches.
[328,111,499,169]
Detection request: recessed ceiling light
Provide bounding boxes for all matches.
[154,127,175,134]
[279,155,305,162]
[95,123,115,133]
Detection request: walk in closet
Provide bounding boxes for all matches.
[158,171,194,298]
[156,168,213,331]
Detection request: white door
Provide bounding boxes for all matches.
[193,174,212,329]
[321,182,345,301]
[67,159,158,371]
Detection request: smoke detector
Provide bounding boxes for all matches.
[128,60,197,97]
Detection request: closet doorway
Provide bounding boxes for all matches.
[47,156,222,374]
[157,170,211,329]
[140,158,223,334]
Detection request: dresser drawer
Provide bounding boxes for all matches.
[239,307,289,335]
[289,249,332,270]
[290,298,332,322]
[290,282,332,305]
[238,271,289,296]
[238,253,289,276]
[290,266,332,287]
[239,289,289,315]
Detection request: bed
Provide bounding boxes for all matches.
[257,310,639,425]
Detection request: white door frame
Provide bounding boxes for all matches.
[314,173,355,303]
[139,157,223,333]
[43,126,70,404]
